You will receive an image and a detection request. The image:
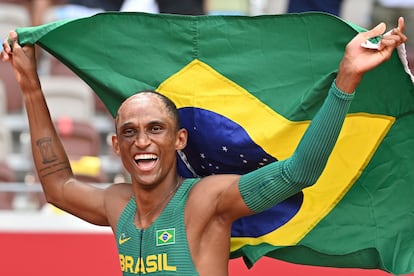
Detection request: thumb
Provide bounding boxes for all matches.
[364,22,386,40]
[7,30,19,52]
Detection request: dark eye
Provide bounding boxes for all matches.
[123,128,136,137]
[150,125,163,133]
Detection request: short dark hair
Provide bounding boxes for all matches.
[115,90,181,132]
[140,90,181,129]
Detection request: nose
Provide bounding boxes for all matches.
[134,131,151,148]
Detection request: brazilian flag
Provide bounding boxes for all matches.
[16,12,414,274]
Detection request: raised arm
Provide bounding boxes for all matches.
[216,17,407,220]
[1,31,110,226]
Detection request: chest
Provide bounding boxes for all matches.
[116,183,199,275]
[118,224,189,274]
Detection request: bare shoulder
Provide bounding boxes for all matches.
[185,174,252,263]
[188,174,241,196]
[105,182,133,196]
[104,182,133,206]
[104,183,134,230]
[186,174,249,221]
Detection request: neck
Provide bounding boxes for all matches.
[134,176,183,229]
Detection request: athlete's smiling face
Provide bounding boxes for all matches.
[112,92,187,186]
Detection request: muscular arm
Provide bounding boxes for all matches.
[27,85,109,225]
[2,32,109,226]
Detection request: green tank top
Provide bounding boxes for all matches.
[116,178,200,275]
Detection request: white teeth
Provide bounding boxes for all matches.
[134,154,157,161]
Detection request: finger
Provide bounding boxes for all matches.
[397,16,405,34]
[384,33,404,42]
[8,31,18,52]
[390,27,408,45]
[0,50,9,61]
[381,31,407,48]
[1,36,13,61]
[363,22,387,40]
[377,34,404,51]
[2,37,12,54]
[387,25,405,38]
[379,38,398,49]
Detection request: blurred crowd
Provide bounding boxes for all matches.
[0,0,413,211]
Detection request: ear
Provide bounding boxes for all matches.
[175,128,188,150]
[112,134,121,156]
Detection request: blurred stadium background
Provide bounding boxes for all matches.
[1,0,410,275]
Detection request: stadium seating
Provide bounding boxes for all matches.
[0,160,16,209]
[0,3,29,113]
[40,75,96,121]
[0,81,12,163]
[0,62,23,114]
[0,81,16,209]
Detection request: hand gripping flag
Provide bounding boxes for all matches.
[15,12,414,274]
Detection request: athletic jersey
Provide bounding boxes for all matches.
[116,178,200,276]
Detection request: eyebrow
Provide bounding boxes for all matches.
[119,120,167,130]
[118,122,134,130]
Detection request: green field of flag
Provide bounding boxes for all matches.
[15,12,414,274]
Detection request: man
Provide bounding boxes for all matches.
[1,17,407,275]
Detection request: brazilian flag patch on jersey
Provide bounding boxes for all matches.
[156,229,176,246]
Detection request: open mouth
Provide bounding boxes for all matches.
[134,153,158,171]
